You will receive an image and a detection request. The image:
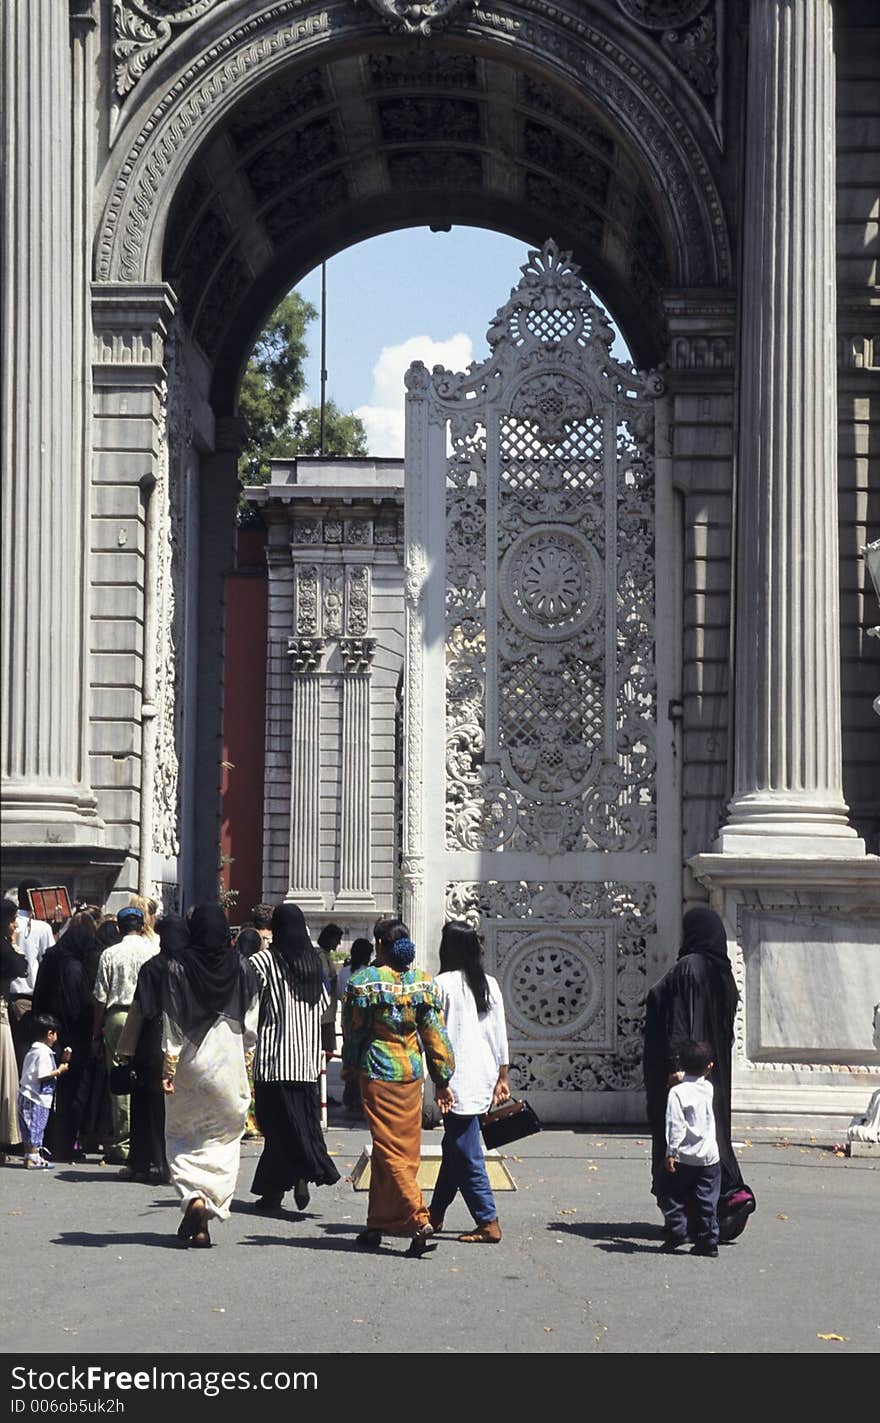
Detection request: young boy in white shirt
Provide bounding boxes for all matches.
[18,1015,72,1169]
[659,1039,721,1257]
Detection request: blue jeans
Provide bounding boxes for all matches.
[658,1160,721,1246]
[431,1113,497,1226]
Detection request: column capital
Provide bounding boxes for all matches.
[287,637,324,674]
[339,637,376,674]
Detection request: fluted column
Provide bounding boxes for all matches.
[1,0,100,840]
[718,0,864,856]
[286,638,326,910]
[334,638,376,910]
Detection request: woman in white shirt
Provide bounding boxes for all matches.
[430,922,510,1243]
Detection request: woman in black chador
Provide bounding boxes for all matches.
[643,907,755,1241]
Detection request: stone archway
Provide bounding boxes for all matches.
[84,2,734,915]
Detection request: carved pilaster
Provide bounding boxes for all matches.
[335,638,376,910]
[1,0,102,843]
[719,0,864,856]
[286,638,325,909]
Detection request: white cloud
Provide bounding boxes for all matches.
[355,332,474,457]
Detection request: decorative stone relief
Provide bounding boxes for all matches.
[292,520,322,545]
[345,520,372,546]
[323,519,343,544]
[151,323,190,861]
[355,0,472,37]
[322,568,344,636]
[113,1,219,98]
[295,566,319,636]
[347,565,371,636]
[613,2,717,101]
[446,879,656,1092]
[614,0,707,26]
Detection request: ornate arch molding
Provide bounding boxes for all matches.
[97,0,730,289]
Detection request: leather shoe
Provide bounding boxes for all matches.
[294,1179,311,1211]
[406,1223,436,1258]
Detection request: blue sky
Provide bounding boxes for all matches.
[290,226,631,456]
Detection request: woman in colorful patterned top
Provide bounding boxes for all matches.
[342,918,455,1256]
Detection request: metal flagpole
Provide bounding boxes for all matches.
[319,259,327,455]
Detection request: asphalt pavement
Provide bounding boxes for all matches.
[1,1115,877,1357]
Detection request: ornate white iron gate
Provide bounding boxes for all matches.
[403,241,679,1121]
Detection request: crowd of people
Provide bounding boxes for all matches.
[0,884,754,1256]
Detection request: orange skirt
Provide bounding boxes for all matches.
[361,1076,429,1236]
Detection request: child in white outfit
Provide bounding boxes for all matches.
[659,1039,721,1257]
[18,1015,71,1168]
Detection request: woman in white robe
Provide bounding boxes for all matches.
[162,905,258,1248]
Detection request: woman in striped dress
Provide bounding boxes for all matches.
[248,903,340,1213]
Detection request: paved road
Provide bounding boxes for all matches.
[2,1122,877,1356]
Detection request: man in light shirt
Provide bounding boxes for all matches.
[659,1038,721,1257]
[9,880,55,1069]
[92,904,158,1166]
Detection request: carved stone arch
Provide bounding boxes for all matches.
[97,0,731,300]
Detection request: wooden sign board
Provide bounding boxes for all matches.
[26,886,72,923]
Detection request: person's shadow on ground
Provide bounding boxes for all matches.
[547,1220,664,1255]
[51,1230,180,1249]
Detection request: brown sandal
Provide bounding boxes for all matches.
[457,1218,502,1244]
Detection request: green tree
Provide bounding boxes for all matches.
[237,292,367,497]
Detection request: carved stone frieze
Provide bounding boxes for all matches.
[322,568,344,636]
[287,636,324,674]
[346,565,371,636]
[113,1,219,99]
[151,322,191,861]
[614,0,708,28]
[355,0,472,36]
[345,519,372,546]
[295,565,319,636]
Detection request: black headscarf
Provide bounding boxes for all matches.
[157,915,190,959]
[271,903,325,1004]
[677,906,738,1021]
[235,928,263,959]
[132,916,190,1047]
[32,918,93,1043]
[168,903,256,1035]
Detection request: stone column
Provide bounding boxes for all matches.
[286,637,326,911]
[335,638,376,910]
[718,0,864,856]
[1,0,100,842]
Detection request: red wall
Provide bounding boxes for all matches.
[220,527,268,919]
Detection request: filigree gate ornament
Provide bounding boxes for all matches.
[404,240,672,1116]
